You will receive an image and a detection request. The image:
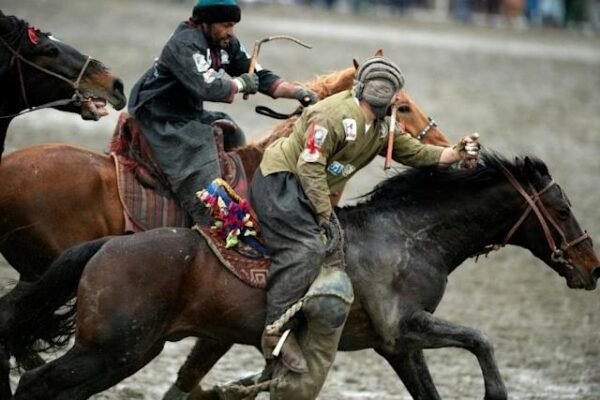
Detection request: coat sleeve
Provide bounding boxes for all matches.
[390,131,444,167]
[161,35,237,103]
[296,112,339,220]
[225,38,284,97]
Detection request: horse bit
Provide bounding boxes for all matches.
[0,28,92,119]
[480,159,589,269]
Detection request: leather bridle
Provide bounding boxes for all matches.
[415,117,437,141]
[0,32,92,119]
[480,159,590,270]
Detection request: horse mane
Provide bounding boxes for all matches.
[252,66,356,150]
[0,14,27,44]
[344,151,549,214]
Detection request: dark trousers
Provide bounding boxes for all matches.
[249,169,326,325]
[135,108,244,224]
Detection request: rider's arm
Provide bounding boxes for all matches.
[296,113,340,222]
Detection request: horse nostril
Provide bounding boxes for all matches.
[593,266,600,282]
[113,79,124,97]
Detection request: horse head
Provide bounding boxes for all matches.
[497,155,599,290]
[0,14,126,123]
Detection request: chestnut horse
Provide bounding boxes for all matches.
[0,11,126,156]
[2,152,598,400]
[0,68,449,283]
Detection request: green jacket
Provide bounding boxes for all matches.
[260,90,444,219]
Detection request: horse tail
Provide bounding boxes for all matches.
[0,236,113,361]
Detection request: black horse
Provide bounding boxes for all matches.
[2,152,598,400]
[0,11,126,156]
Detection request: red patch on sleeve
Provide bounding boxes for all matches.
[306,121,316,153]
[27,26,40,45]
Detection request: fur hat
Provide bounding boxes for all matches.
[192,0,241,23]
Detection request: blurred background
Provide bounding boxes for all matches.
[1,0,599,399]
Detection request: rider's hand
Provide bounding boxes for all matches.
[234,73,259,95]
[454,133,480,169]
[294,87,319,106]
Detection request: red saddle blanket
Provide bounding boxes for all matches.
[110,112,270,289]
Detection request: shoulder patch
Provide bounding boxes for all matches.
[343,119,357,141]
[193,52,210,73]
[313,125,328,148]
[327,161,344,176]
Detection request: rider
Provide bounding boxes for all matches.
[249,55,480,393]
[127,0,319,226]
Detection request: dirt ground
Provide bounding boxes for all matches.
[1,0,599,399]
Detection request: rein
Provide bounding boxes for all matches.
[476,153,589,269]
[0,33,92,119]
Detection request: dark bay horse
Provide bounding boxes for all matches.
[0,11,126,156]
[2,152,598,400]
[0,72,448,283]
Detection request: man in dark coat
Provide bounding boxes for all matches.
[128,0,318,225]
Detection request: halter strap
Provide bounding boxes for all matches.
[416,117,437,140]
[475,154,589,269]
[0,33,92,119]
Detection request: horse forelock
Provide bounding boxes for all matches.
[0,15,27,45]
[345,151,550,215]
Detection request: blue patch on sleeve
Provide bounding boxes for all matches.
[327,161,344,176]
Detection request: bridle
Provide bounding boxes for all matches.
[415,117,437,141]
[478,157,590,270]
[0,30,92,119]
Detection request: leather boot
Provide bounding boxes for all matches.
[261,329,308,374]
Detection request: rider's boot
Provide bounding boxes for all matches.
[261,326,308,374]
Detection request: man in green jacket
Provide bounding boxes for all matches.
[249,55,479,393]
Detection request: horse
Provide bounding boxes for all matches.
[2,152,597,400]
[0,11,126,156]
[0,68,449,284]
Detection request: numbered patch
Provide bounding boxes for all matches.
[343,119,357,141]
[327,161,344,176]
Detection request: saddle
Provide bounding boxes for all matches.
[109,112,269,287]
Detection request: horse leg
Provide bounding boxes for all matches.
[14,342,164,400]
[162,337,232,400]
[402,310,507,400]
[375,348,441,400]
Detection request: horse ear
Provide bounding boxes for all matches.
[374,49,384,57]
[352,58,359,70]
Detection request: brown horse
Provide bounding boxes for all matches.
[0,67,449,283]
[0,11,126,156]
[2,152,598,400]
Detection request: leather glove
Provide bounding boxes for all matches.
[234,73,259,95]
[294,87,319,107]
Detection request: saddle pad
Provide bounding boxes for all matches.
[112,153,189,232]
[195,226,271,289]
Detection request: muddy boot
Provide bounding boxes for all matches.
[261,328,308,374]
[270,268,354,400]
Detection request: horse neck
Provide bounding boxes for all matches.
[341,181,525,276]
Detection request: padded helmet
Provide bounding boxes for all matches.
[354,56,405,118]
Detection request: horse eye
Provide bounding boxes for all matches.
[397,105,410,113]
[557,208,571,220]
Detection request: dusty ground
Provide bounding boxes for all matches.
[1,0,599,399]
